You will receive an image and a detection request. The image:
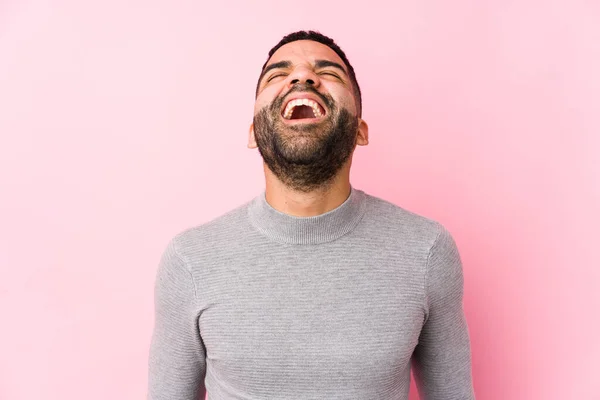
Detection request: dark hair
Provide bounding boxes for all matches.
[257,30,362,117]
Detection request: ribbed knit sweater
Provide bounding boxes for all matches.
[147,187,475,400]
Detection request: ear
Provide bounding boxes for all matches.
[356,118,369,146]
[248,123,258,149]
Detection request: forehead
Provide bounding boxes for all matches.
[266,40,346,70]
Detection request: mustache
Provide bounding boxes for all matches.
[270,84,334,112]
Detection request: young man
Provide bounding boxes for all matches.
[148,30,475,400]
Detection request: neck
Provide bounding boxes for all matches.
[263,162,352,217]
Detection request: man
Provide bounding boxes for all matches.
[148,31,475,400]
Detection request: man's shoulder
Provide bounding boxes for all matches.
[362,191,444,241]
[166,197,255,258]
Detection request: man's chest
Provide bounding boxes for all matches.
[193,248,426,394]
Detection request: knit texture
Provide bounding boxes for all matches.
[148,188,475,400]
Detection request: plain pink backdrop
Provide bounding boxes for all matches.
[1,1,599,399]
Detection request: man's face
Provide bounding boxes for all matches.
[249,40,367,192]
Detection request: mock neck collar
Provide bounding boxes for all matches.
[248,187,367,245]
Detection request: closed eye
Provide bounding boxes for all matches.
[267,73,287,82]
[319,71,342,80]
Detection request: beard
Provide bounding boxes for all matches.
[253,85,359,192]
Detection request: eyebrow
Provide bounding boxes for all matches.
[258,59,349,87]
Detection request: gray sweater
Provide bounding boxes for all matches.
[148,188,475,400]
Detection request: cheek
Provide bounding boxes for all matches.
[341,94,358,113]
[255,87,281,113]
[327,86,357,114]
[255,96,269,111]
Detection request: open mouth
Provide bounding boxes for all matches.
[281,98,326,121]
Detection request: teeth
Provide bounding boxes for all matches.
[283,98,324,119]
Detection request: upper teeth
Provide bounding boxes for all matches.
[283,98,324,119]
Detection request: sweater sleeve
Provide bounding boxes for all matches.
[411,225,475,399]
[147,239,207,400]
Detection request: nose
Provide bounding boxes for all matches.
[287,66,321,88]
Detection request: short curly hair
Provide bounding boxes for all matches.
[256,30,362,117]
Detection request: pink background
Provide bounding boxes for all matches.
[1,1,599,399]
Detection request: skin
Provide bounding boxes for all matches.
[248,40,369,217]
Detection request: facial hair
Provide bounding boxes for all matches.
[253,85,359,192]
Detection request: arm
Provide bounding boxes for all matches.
[411,225,475,399]
[147,239,207,400]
